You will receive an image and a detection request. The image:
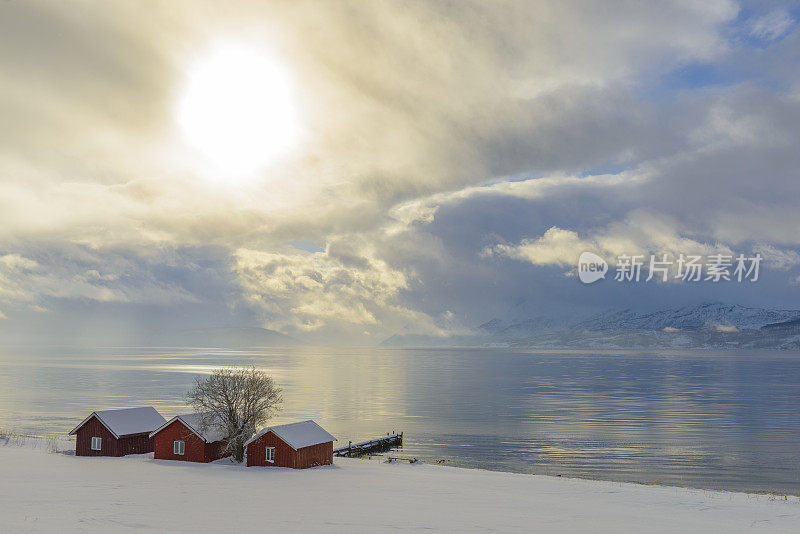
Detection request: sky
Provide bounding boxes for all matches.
[1,0,800,345]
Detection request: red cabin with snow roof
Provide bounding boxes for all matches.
[245,420,336,469]
[150,414,229,463]
[69,407,166,457]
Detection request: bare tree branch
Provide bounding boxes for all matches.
[186,367,282,462]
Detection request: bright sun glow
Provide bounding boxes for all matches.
[177,44,300,179]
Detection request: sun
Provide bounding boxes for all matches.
[176,44,301,179]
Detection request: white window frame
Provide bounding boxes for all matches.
[91,436,102,451]
[265,446,275,463]
[174,440,185,455]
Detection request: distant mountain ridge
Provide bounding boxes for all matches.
[144,326,301,348]
[576,303,800,332]
[382,302,800,350]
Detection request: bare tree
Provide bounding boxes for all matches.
[186,367,282,462]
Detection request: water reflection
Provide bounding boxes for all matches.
[1,347,799,494]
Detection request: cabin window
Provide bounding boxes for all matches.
[265,446,275,463]
[174,440,185,455]
[91,437,102,450]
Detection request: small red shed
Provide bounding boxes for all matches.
[150,413,228,463]
[245,420,336,469]
[69,407,166,457]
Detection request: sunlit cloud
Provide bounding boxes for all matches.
[1,1,800,342]
[485,212,734,269]
[232,244,451,343]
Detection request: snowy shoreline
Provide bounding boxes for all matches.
[4,432,800,496]
[1,437,799,533]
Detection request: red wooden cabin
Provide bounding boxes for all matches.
[245,420,336,469]
[150,413,228,463]
[69,407,166,457]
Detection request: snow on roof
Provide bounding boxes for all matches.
[69,407,166,438]
[245,420,336,450]
[150,413,226,443]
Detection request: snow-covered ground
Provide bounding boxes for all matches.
[1,437,798,533]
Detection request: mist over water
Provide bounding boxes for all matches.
[1,347,799,494]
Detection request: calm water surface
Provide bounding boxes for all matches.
[1,347,799,494]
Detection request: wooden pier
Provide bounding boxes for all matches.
[333,432,403,457]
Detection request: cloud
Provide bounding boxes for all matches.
[4,1,800,341]
[754,245,800,270]
[0,245,224,315]
[749,9,795,41]
[0,0,739,218]
[232,241,452,342]
[488,227,594,267]
[486,211,733,269]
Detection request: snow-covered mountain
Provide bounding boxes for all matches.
[575,303,800,332]
[382,302,800,350]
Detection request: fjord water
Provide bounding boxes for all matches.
[1,347,799,494]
